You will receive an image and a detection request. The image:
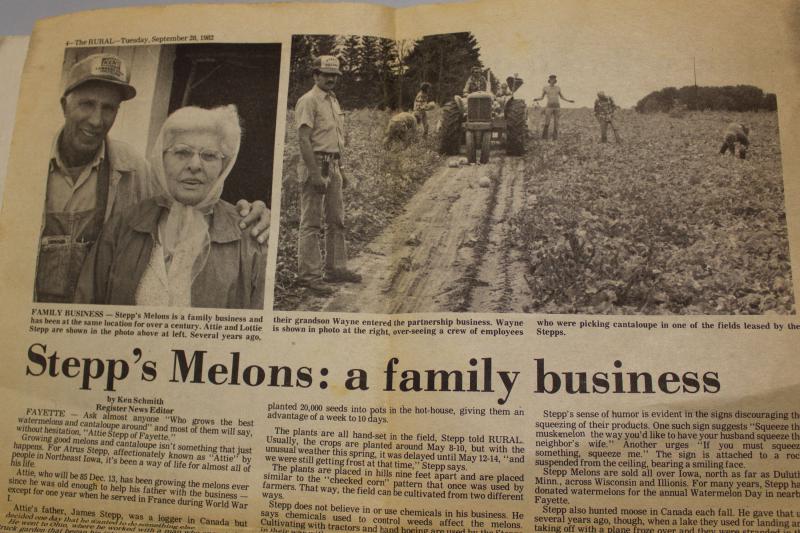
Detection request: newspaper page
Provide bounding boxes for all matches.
[0,36,29,206]
[1,1,799,532]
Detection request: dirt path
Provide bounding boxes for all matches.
[469,156,534,313]
[299,153,534,313]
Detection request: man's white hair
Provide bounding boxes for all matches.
[161,105,242,162]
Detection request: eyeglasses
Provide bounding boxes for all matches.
[164,144,226,164]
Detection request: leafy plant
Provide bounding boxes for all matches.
[274,109,441,310]
[515,109,794,314]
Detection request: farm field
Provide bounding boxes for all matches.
[519,109,793,314]
[274,108,442,310]
[274,108,795,314]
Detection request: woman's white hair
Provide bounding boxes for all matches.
[147,104,243,304]
[161,104,241,161]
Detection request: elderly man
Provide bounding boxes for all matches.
[34,53,269,303]
[533,74,574,140]
[295,55,361,296]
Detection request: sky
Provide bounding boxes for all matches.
[1,0,796,109]
[464,0,798,108]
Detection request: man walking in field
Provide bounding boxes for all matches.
[295,55,361,296]
[720,122,750,159]
[413,82,432,137]
[594,91,620,143]
[533,74,574,140]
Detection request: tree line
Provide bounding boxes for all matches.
[636,85,777,113]
[288,33,484,110]
[289,35,778,115]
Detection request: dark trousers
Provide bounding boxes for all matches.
[720,141,737,155]
[720,133,739,155]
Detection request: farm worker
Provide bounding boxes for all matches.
[295,55,362,296]
[454,67,489,114]
[413,82,432,136]
[463,66,489,95]
[497,82,511,97]
[594,91,620,143]
[719,123,750,159]
[34,52,271,302]
[533,74,574,140]
[384,112,418,147]
[495,81,512,109]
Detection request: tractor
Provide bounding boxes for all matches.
[439,74,527,163]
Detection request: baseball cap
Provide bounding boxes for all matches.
[63,53,137,101]
[313,55,341,75]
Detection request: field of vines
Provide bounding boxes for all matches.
[274,108,442,310]
[514,109,795,314]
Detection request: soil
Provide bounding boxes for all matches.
[298,152,532,313]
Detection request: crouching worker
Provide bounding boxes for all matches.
[720,123,749,159]
[383,112,418,148]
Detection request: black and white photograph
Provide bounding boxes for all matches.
[34,43,280,309]
[275,27,795,315]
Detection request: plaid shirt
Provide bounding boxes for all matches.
[464,75,488,94]
[594,97,617,122]
[413,91,429,112]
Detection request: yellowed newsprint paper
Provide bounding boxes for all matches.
[1,0,799,532]
[0,36,30,207]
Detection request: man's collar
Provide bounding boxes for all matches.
[312,84,337,100]
[50,128,105,173]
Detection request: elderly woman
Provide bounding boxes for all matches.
[76,105,266,308]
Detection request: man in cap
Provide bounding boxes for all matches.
[35,53,270,303]
[720,122,750,159]
[533,74,574,140]
[594,91,620,143]
[294,55,361,296]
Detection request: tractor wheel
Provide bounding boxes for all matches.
[439,101,463,155]
[465,130,477,164]
[505,98,528,156]
[479,130,491,163]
